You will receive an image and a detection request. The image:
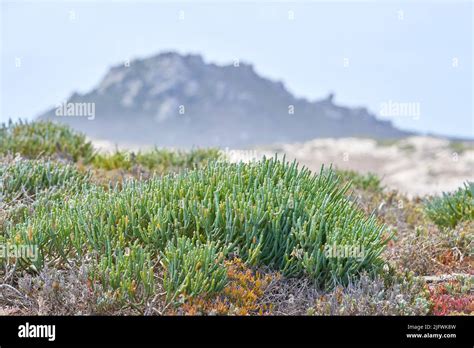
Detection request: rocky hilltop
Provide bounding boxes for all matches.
[39,52,410,147]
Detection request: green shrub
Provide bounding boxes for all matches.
[424,182,474,229]
[376,139,400,147]
[0,120,220,175]
[0,159,89,203]
[92,242,155,303]
[336,169,383,192]
[0,120,94,162]
[398,143,416,153]
[162,237,227,300]
[449,141,473,155]
[8,157,389,293]
[91,150,133,170]
[91,148,221,173]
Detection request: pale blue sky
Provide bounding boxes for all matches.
[1,0,473,138]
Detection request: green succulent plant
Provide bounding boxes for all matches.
[8,157,389,297]
[0,120,94,162]
[0,159,89,203]
[336,169,383,192]
[161,237,227,300]
[424,182,474,229]
[91,147,221,173]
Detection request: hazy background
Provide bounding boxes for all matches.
[1,0,472,138]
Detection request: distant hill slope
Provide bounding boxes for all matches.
[38,52,411,147]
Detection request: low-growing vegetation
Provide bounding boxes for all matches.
[0,158,89,203]
[428,276,473,315]
[91,148,221,173]
[449,141,473,155]
[1,120,221,178]
[336,169,383,192]
[0,120,94,162]
[162,237,227,300]
[5,157,389,302]
[0,121,472,316]
[424,182,474,229]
